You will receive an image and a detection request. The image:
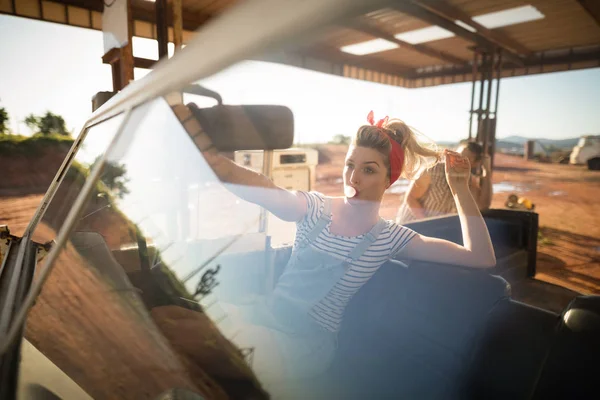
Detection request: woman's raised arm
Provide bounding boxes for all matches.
[203,148,308,222]
[174,103,308,222]
[401,150,496,268]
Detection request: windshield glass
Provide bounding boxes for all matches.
[29,114,125,245]
[19,75,595,399]
[23,97,278,399]
[18,49,599,400]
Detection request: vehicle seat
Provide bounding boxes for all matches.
[327,260,511,399]
[465,299,559,399]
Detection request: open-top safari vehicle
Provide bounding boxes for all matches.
[1,1,599,399]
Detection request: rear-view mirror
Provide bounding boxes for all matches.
[188,103,294,151]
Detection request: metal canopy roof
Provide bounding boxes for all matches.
[2,0,600,88]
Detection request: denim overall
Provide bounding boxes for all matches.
[248,197,387,379]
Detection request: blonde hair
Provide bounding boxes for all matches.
[353,118,440,180]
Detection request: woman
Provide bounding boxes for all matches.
[396,141,493,224]
[185,109,496,396]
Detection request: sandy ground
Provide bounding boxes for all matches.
[0,194,44,236]
[313,145,600,298]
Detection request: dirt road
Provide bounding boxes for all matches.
[490,154,600,295]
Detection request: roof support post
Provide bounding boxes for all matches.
[490,49,503,167]
[483,52,494,156]
[156,0,169,59]
[468,51,479,140]
[173,0,184,51]
[470,46,502,166]
[476,52,486,141]
[101,0,135,91]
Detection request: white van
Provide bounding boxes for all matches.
[570,135,600,170]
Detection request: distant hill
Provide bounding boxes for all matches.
[436,141,458,148]
[500,135,580,149]
[496,140,523,153]
[435,136,579,155]
[437,139,526,152]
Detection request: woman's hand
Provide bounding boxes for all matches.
[444,149,471,195]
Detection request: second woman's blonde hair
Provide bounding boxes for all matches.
[353,119,440,181]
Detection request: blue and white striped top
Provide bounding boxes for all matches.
[296,191,417,332]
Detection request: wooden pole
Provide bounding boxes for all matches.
[173,0,184,51]
[121,0,134,88]
[476,53,486,143]
[468,51,478,140]
[103,0,134,90]
[156,0,169,59]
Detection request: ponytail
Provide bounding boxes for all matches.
[354,119,440,181]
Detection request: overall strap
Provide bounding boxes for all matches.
[347,218,387,262]
[302,197,332,245]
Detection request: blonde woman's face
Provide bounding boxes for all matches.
[343,145,389,203]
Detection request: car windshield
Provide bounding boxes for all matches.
[15,61,597,400]
[23,91,302,398]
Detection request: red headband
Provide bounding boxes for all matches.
[367,111,405,185]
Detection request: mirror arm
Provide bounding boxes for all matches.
[182,85,223,105]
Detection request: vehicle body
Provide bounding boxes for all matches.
[1,0,599,399]
[570,135,600,170]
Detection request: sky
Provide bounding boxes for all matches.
[1,14,599,144]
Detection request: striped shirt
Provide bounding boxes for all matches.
[296,191,417,332]
[396,163,457,224]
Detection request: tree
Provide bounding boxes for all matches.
[329,134,351,145]
[24,114,39,132]
[24,111,69,135]
[91,157,130,199]
[0,107,8,134]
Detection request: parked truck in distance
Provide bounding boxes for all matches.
[570,135,600,170]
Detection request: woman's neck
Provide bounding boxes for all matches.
[330,197,381,236]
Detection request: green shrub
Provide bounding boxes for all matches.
[0,133,74,155]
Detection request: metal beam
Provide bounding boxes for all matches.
[577,0,600,27]
[343,17,467,66]
[406,47,600,80]
[413,0,531,56]
[391,1,525,66]
[135,43,411,79]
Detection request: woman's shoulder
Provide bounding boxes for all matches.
[295,191,328,225]
[297,191,326,207]
[380,219,418,250]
